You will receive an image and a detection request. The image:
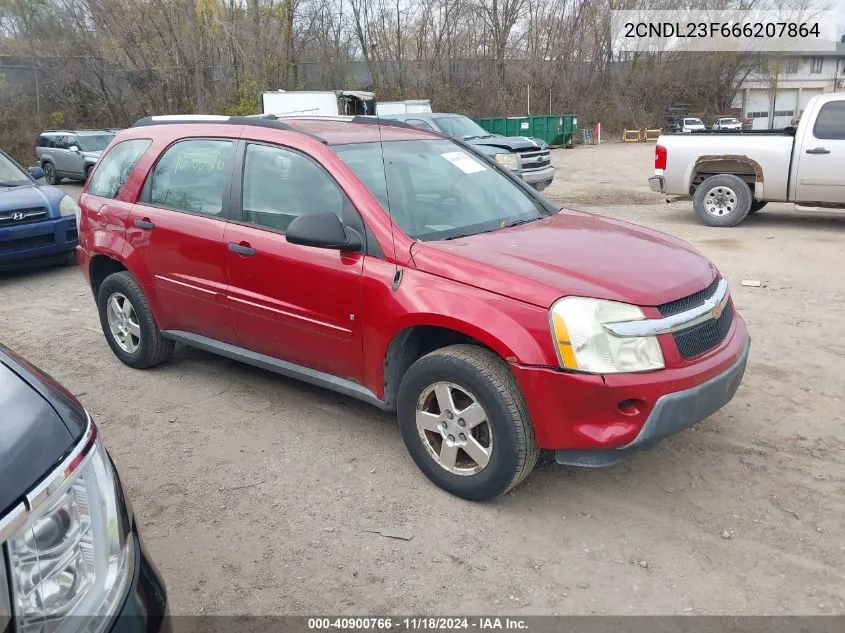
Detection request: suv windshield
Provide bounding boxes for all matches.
[76,133,115,152]
[334,139,551,242]
[432,116,491,140]
[685,119,703,126]
[0,152,30,186]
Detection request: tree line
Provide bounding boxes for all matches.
[0,0,759,161]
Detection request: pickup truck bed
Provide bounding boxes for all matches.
[650,93,845,227]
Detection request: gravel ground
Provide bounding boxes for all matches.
[2,142,844,615]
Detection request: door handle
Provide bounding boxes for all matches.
[228,242,257,256]
[806,147,831,155]
[134,218,155,229]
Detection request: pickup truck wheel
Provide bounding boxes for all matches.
[97,271,174,369]
[397,344,539,501]
[748,200,767,214]
[693,174,752,227]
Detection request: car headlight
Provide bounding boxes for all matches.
[550,296,664,373]
[6,423,133,633]
[59,195,81,221]
[494,153,519,171]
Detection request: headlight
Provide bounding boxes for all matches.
[7,424,133,633]
[550,296,664,373]
[494,153,519,171]
[59,195,80,220]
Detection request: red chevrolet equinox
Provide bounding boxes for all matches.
[77,115,750,500]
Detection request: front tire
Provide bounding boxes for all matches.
[43,162,60,185]
[693,174,752,227]
[97,271,174,369]
[397,344,539,501]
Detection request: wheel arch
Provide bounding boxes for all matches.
[379,313,549,411]
[689,155,762,196]
[89,254,127,299]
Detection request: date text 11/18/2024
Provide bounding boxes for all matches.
[307,617,529,630]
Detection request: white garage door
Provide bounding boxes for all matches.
[746,89,771,129]
[799,88,824,117]
[773,89,798,128]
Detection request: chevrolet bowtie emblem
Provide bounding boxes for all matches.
[706,297,724,320]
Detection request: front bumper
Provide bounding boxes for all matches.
[521,165,556,190]
[648,175,664,192]
[0,216,78,263]
[110,527,169,633]
[511,312,749,456]
[555,336,749,466]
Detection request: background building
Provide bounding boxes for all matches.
[733,40,845,129]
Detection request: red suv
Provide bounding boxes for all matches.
[77,115,750,500]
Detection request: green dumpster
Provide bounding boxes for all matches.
[474,114,578,147]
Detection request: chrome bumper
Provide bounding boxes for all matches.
[648,175,664,192]
[521,165,556,185]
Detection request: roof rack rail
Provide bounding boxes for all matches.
[130,114,327,144]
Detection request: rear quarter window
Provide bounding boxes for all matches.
[87,139,152,199]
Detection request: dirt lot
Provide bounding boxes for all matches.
[3,142,844,615]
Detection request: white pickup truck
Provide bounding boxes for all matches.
[649,92,845,227]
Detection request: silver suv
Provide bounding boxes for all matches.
[35,129,117,184]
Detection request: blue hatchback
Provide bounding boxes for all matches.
[0,149,80,267]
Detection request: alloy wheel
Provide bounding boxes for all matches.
[415,382,493,476]
[106,292,141,353]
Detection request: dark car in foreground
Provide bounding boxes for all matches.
[0,150,80,268]
[0,344,167,633]
[380,112,556,191]
[77,115,748,501]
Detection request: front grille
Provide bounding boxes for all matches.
[658,276,720,317]
[0,207,49,226]
[673,299,734,359]
[0,233,55,252]
[517,149,551,172]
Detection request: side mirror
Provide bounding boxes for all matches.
[68,145,80,153]
[285,212,362,252]
[29,166,45,180]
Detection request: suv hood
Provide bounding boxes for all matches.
[0,345,87,517]
[0,183,64,213]
[411,208,717,308]
[468,136,545,152]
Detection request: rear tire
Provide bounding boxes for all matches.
[43,162,60,185]
[97,271,174,369]
[397,344,539,501]
[693,174,752,227]
[748,200,767,214]
[63,250,78,266]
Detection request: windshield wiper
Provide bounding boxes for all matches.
[501,218,540,229]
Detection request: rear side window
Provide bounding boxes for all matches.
[813,101,845,140]
[52,135,68,149]
[147,139,233,217]
[88,139,151,199]
[36,135,52,148]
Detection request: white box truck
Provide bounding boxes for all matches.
[260,90,376,116]
[375,100,433,115]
